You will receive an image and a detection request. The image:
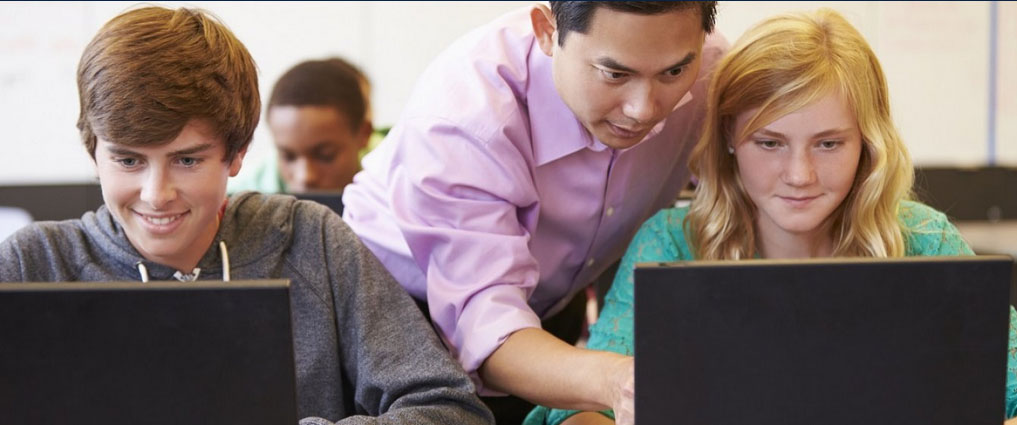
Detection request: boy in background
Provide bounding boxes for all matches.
[0,6,491,425]
[230,58,386,194]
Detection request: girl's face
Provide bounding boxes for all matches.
[732,90,863,246]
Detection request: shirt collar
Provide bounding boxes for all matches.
[526,42,595,166]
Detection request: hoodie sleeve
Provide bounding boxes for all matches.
[321,211,493,425]
[0,223,72,283]
[0,230,27,281]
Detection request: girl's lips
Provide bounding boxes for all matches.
[779,195,820,208]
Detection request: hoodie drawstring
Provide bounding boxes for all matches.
[135,240,231,282]
[219,241,230,282]
[136,261,149,283]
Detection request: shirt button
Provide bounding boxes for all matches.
[606,207,615,217]
[586,258,595,267]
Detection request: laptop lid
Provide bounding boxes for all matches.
[0,280,297,425]
[635,256,1013,425]
[293,191,343,215]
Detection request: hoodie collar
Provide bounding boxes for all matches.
[83,193,291,281]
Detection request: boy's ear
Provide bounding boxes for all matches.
[355,120,373,150]
[228,147,247,177]
[531,4,556,57]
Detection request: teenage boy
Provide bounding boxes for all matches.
[341,2,726,424]
[0,6,492,425]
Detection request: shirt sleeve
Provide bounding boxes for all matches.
[534,209,685,425]
[386,116,544,388]
[900,201,975,256]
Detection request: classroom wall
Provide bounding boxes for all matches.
[0,1,1013,185]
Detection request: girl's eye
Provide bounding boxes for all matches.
[819,140,841,150]
[756,140,780,149]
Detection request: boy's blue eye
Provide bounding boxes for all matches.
[116,158,138,167]
[179,157,198,167]
[666,67,684,77]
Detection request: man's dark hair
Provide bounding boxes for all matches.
[268,58,369,131]
[550,1,717,46]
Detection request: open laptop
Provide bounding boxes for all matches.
[0,280,297,425]
[635,256,1014,425]
[294,191,344,215]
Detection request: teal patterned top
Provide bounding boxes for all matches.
[526,200,1017,424]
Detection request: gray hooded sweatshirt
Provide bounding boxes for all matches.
[0,192,493,425]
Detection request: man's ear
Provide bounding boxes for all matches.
[530,4,556,57]
[228,147,247,177]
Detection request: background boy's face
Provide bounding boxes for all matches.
[94,119,243,271]
[267,105,369,193]
[549,7,705,150]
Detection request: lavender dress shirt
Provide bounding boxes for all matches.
[343,7,727,391]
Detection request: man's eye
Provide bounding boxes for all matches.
[601,69,627,81]
[665,67,685,77]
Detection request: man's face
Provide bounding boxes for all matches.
[94,119,242,271]
[549,7,706,150]
[268,105,369,193]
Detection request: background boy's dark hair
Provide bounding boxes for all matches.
[76,6,260,162]
[268,58,371,131]
[549,1,718,46]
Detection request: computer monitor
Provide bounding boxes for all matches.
[0,280,297,425]
[635,256,1013,425]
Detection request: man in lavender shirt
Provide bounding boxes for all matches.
[343,2,726,424]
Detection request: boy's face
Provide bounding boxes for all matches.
[546,7,706,150]
[94,119,243,272]
[267,105,369,193]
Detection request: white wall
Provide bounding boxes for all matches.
[0,1,1013,185]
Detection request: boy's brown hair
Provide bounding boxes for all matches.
[76,6,259,162]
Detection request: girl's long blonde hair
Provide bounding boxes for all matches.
[686,8,913,260]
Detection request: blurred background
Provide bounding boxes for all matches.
[0,1,1014,254]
